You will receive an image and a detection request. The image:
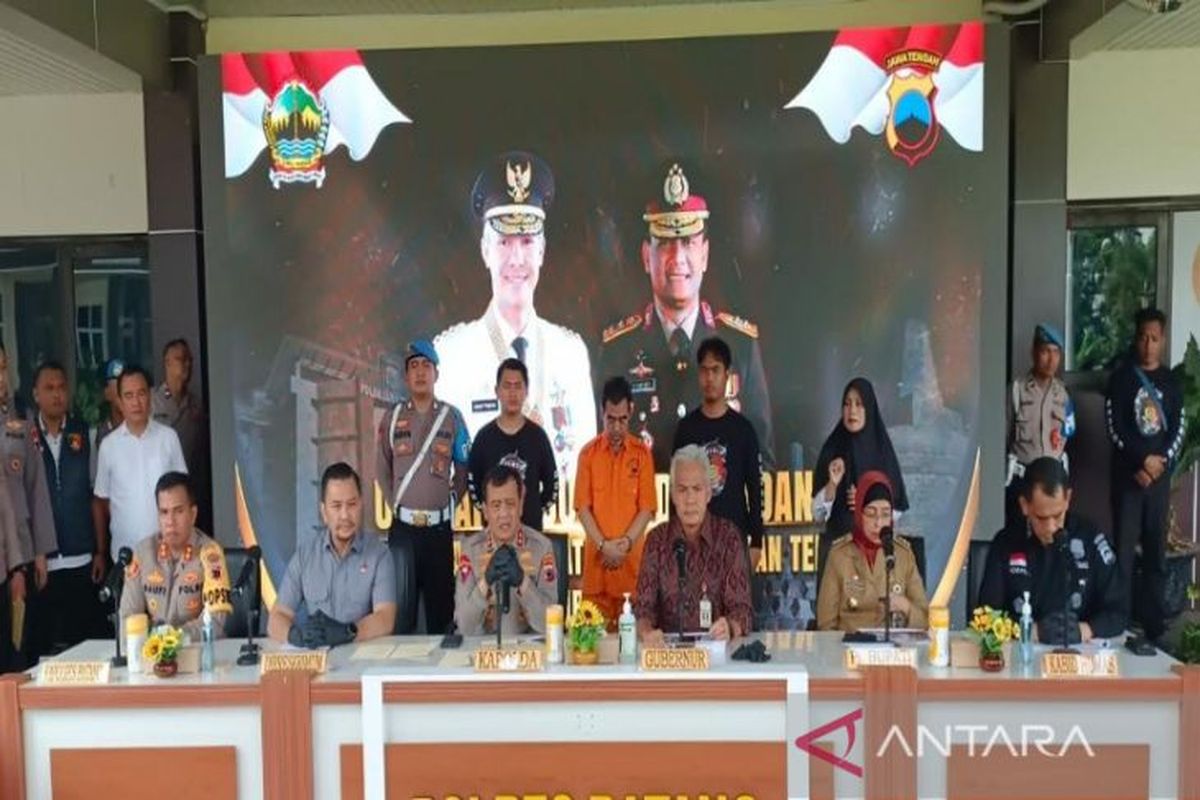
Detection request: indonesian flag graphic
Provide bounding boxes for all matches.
[222,50,410,185]
[785,23,983,164]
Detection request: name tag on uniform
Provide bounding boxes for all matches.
[472,399,499,414]
[631,378,656,394]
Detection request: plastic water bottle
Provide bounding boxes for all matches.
[200,606,215,673]
[619,592,637,664]
[1019,591,1034,666]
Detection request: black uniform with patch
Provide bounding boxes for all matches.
[978,514,1126,641]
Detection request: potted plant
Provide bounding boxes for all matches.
[567,600,606,665]
[968,606,1019,672]
[142,626,183,678]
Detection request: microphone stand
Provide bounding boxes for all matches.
[106,571,127,668]
[495,579,510,651]
[237,551,263,666]
[1052,532,1079,655]
[883,557,894,646]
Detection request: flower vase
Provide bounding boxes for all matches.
[979,650,1005,672]
[571,649,599,666]
[153,659,178,678]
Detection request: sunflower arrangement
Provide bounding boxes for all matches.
[969,606,1019,657]
[142,626,183,666]
[568,600,606,655]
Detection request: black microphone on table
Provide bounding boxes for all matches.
[1051,527,1077,654]
[232,545,262,594]
[235,546,263,666]
[880,526,896,571]
[98,547,132,603]
[879,527,896,645]
[100,547,132,668]
[673,538,687,642]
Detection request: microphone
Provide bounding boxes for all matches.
[880,526,896,571]
[1052,528,1068,553]
[233,546,262,594]
[99,547,132,603]
[673,538,687,641]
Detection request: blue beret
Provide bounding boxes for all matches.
[1034,324,1064,350]
[103,358,125,381]
[405,339,439,367]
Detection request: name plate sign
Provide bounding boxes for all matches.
[38,661,111,686]
[639,647,710,671]
[260,651,328,675]
[474,647,545,673]
[843,645,918,670]
[1041,650,1119,678]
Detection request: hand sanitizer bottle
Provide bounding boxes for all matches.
[619,592,637,664]
[200,605,215,674]
[1019,591,1034,666]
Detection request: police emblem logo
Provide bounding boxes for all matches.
[458,554,474,583]
[506,160,532,203]
[663,163,690,207]
[68,432,84,452]
[540,552,556,585]
[884,70,939,167]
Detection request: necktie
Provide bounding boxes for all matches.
[669,328,691,359]
[512,336,528,363]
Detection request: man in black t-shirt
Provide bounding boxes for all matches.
[468,358,558,531]
[672,336,765,570]
[1105,307,1186,643]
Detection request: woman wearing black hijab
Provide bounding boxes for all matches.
[811,378,909,541]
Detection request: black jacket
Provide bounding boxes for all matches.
[978,514,1126,639]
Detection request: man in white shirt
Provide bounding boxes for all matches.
[93,366,187,564]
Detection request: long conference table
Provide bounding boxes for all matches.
[1,632,1196,800]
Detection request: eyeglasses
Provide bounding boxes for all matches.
[862,507,892,521]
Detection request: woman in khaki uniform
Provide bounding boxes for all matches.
[817,471,928,632]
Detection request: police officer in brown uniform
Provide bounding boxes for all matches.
[0,473,28,671]
[598,161,773,470]
[817,471,928,632]
[0,345,54,600]
[455,464,557,636]
[376,339,470,635]
[119,472,232,637]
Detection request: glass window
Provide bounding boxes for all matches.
[1066,225,1159,371]
[71,242,150,426]
[0,245,62,411]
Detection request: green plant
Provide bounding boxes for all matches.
[1172,335,1200,482]
[1070,227,1157,371]
[1179,620,1200,664]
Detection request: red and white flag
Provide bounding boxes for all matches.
[785,23,983,157]
[221,49,410,181]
